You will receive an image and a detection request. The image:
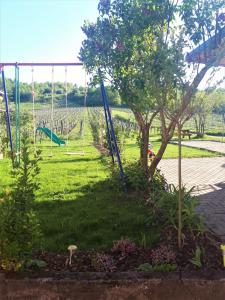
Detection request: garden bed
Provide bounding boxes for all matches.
[32,229,223,273]
[1,228,223,276]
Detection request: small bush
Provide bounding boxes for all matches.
[110,161,148,192]
[151,244,176,265]
[91,253,116,272]
[110,161,166,193]
[150,168,167,194]
[0,134,42,271]
[151,184,204,234]
[111,238,137,255]
[89,116,101,145]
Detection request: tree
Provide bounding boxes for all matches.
[0,134,42,270]
[191,91,215,137]
[213,89,225,122]
[80,0,225,176]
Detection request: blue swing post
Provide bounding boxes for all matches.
[99,74,126,189]
[100,82,115,164]
[1,67,14,159]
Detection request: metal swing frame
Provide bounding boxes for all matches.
[0,62,126,186]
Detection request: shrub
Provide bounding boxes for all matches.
[111,238,137,255]
[151,244,176,265]
[89,115,101,145]
[189,246,202,268]
[0,134,42,271]
[151,184,204,234]
[110,161,166,193]
[150,168,167,194]
[91,253,116,272]
[110,160,148,192]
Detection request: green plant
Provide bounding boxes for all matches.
[26,259,47,269]
[111,238,137,255]
[151,184,204,236]
[110,160,149,192]
[150,168,167,194]
[151,244,176,265]
[189,246,202,268]
[137,263,153,272]
[0,134,42,271]
[89,118,101,145]
[91,253,116,272]
[138,233,147,248]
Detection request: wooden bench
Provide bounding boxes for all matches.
[181,130,200,139]
[181,129,193,139]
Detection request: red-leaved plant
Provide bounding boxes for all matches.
[111,238,137,255]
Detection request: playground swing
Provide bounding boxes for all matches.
[64,67,87,156]
[33,67,65,158]
[0,62,126,189]
[31,65,86,156]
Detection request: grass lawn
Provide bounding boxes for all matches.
[0,118,221,253]
[0,125,161,252]
[123,136,219,161]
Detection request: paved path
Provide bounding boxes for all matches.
[159,157,225,240]
[171,140,225,154]
[159,157,225,192]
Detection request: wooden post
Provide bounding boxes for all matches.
[178,121,182,249]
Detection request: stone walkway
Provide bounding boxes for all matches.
[171,140,225,154]
[159,157,225,241]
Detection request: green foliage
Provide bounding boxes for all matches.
[0,134,42,271]
[151,184,204,235]
[189,246,202,268]
[180,0,224,45]
[110,160,149,192]
[137,263,176,272]
[80,0,183,112]
[138,233,147,249]
[25,259,47,269]
[151,244,176,265]
[88,110,102,145]
[150,169,167,194]
[111,238,137,255]
[80,0,224,175]
[91,253,116,272]
[0,115,216,253]
[0,77,121,107]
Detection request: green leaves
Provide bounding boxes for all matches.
[179,0,224,45]
[189,246,202,268]
[0,134,42,271]
[26,259,47,269]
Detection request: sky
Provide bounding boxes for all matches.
[0,0,224,89]
[0,0,99,85]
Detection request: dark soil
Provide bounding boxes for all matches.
[29,228,224,275]
[1,228,223,279]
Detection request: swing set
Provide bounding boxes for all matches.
[0,62,126,184]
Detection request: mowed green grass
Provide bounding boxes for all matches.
[123,139,219,160]
[0,119,221,252]
[0,126,161,251]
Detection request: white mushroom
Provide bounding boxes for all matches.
[67,245,77,265]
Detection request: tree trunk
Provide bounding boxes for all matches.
[133,110,150,173]
[149,138,168,178]
[140,124,150,173]
[194,117,199,134]
[178,122,182,249]
[149,122,176,178]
